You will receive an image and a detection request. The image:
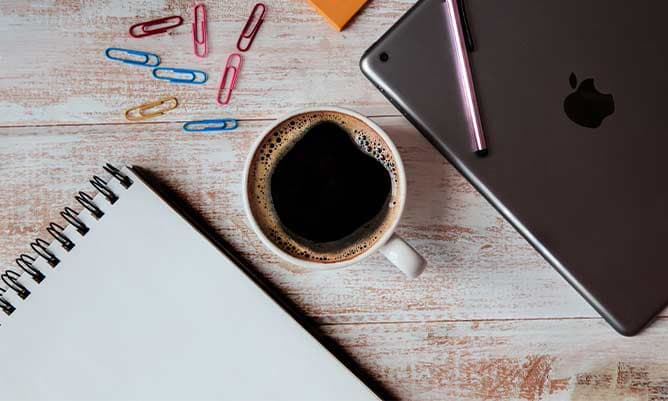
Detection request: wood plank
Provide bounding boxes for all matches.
[324,317,668,401]
[1,116,657,324]
[0,0,415,126]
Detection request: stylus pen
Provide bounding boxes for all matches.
[444,0,488,155]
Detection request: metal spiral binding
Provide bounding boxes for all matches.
[91,176,118,204]
[0,164,133,320]
[61,207,89,236]
[1,270,30,299]
[31,238,59,267]
[104,163,133,188]
[47,222,75,251]
[16,254,45,283]
[75,191,104,219]
[0,291,15,316]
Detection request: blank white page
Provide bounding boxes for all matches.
[0,167,378,401]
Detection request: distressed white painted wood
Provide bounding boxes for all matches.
[0,0,414,126]
[1,1,667,400]
[324,318,668,401]
[0,118,609,324]
[3,119,667,400]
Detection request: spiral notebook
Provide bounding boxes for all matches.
[0,165,378,401]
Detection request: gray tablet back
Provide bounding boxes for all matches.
[361,0,668,335]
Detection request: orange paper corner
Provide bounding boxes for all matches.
[306,0,369,31]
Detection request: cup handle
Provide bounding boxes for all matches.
[378,234,427,279]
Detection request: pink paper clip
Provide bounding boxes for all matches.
[236,3,266,52]
[192,4,208,57]
[129,15,184,38]
[217,53,243,105]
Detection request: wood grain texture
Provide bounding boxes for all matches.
[0,0,413,126]
[0,117,614,324]
[4,119,668,401]
[2,1,668,400]
[324,318,668,401]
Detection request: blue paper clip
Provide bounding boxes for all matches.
[151,67,207,84]
[104,48,160,67]
[182,119,238,132]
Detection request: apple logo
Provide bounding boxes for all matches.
[563,73,615,128]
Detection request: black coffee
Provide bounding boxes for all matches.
[271,121,391,243]
[247,111,401,263]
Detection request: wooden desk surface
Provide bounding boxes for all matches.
[1,1,667,399]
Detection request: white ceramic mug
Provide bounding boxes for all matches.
[242,107,426,278]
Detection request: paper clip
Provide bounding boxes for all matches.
[182,119,238,132]
[192,4,208,57]
[217,53,243,105]
[152,67,207,84]
[125,97,178,121]
[236,3,266,52]
[104,48,160,67]
[129,16,183,38]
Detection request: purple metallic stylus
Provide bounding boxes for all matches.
[444,0,488,155]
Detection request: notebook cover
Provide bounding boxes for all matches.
[0,165,381,400]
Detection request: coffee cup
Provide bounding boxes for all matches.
[242,107,426,278]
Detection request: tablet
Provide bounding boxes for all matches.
[361,0,668,336]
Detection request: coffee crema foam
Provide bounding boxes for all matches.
[247,111,402,263]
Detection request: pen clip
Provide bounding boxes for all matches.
[444,0,487,154]
[456,0,475,52]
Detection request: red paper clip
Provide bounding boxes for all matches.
[217,53,243,105]
[129,15,184,38]
[236,3,266,52]
[192,4,207,57]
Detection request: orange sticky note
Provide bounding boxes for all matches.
[306,0,369,31]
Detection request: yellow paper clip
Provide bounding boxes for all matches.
[125,97,178,121]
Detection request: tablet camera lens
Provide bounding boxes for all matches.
[379,52,389,62]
